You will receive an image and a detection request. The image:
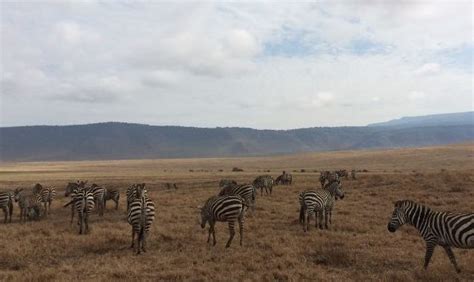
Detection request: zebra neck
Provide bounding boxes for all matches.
[406,204,433,232]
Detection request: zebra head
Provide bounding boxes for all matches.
[65,182,78,197]
[326,182,344,200]
[13,188,23,202]
[387,200,408,233]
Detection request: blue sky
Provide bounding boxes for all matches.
[1,1,473,129]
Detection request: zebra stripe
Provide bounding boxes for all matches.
[299,182,345,231]
[32,184,56,216]
[200,195,246,248]
[90,184,106,216]
[218,183,256,212]
[127,185,155,254]
[388,200,474,273]
[0,192,13,223]
[65,182,86,224]
[13,188,43,222]
[127,183,148,212]
[66,189,95,234]
[253,175,274,196]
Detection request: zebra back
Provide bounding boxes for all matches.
[218,183,255,207]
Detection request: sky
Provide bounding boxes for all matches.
[1,0,473,129]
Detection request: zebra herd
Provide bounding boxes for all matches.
[0,170,472,270]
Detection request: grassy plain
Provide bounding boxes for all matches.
[0,143,473,281]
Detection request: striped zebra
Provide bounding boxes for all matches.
[64,188,95,234]
[299,182,345,232]
[275,171,292,186]
[0,191,13,223]
[319,171,330,188]
[90,184,106,216]
[253,175,274,196]
[65,181,87,224]
[218,183,256,213]
[128,184,155,254]
[219,179,237,188]
[13,188,43,223]
[32,183,56,215]
[388,200,474,273]
[104,188,120,210]
[199,195,246,248]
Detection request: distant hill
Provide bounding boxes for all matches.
[1,112,473,161]
[368,111,473,128]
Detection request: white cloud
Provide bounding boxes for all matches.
[414,63,441,76]
[409,91,426,100]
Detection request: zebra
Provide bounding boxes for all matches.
[127,183,147,212]
[128,183,155,254]
[218,183,256,213]
[388,200,474,273]
[32,183,56,215]
[299,182,345,231]
[165,183,178,190]
[89,184,106,216]
[13,188,43,223]
[275,172,292,185]
[319,171,331,188]
[199,195,246,248]
[0,191,13,223]
[64,188,95,234]
[253,175,274,196]
[104,188,120,210]
[65,181,87,224]
[336,169,348,179]
[219,179,237,188]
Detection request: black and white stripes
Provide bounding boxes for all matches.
[218,183,256,212]
[0,191,13,223]
[127,183,155,254]
[200,195,246,248]
[388,200,474,272]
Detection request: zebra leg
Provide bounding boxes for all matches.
[70,205,75,224]
[130,228,135,248]
[318,210,324,229]
[142,231,147,253]
[84,213,89,234]
[207,226,212,244]
[324,209,329,229]
[423,242,436,270]
[442,246,461,273]
[329,209,332,225]
[211,223,217,246]
[115,197,119,210]
[3,208,7,223]
[225,221,236,248]
[238,211,245,246]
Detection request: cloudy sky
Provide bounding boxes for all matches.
[1,1,472,129]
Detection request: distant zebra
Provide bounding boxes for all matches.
[32,183,56,215]
[253,175,274,196]
[64,188,95,234]
[199,195,246,248]
[275,172,292,185]
[0,191,13,223]
[13,188,43,223]
[219,179,237,188]
[218,183,256,213]
[336,169,348,179]
[128,184,155,254]
[388,200,474,273]
[165,183,178,190]
[104,188,120,210]
[299,182,345,231]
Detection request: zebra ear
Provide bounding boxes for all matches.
[196,205,202,210]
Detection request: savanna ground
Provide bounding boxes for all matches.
[0,143,473,281]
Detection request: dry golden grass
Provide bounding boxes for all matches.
[0,143,473,281]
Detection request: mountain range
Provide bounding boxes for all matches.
[1,112,472,161]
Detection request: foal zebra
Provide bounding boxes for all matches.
[299,182,345,231]
[200,195,246,248]
[64,188,95,234]
[128,184,155,254]
[253,175,274,196]
[0,191,13,223]
[388,200,474,273]
[218,183,256,213]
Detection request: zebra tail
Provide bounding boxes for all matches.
[63,199,75,208]
[299,205,305,224]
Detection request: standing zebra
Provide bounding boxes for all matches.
[13,188,43,223]
[253,175,274,196]
[90,184,106,216]
[199,195,246,248]
[388,200,474,273]
[128,184,155,254]
[0,191,13,223]
[104,188,120,210]
[64,188,95,234]
[299,182,345,231]
[319,171,330,188]
[65,181,87,224]
[32,184,56,215]
[127,183,148,212]
[218,183,256,213]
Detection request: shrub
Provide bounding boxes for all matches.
[232,167,243,172]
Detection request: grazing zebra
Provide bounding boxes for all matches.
[128,184,155,254]
[299,182,345,231]
[218,183,256,213]
[0,191,13,223]
[90,184,106,216]
[65,181,87,224]
[388,200,474,273]
[64,189,95,234]
[253,175,274,196]
[219,179,237,188]
[13,188,43,223]
[32,183,56,215]
[199,195,246,248]
[104,188,120,210]
[275,172,292,185]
